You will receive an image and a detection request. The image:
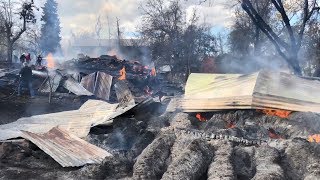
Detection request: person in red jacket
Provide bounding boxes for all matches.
[25,53,31,64]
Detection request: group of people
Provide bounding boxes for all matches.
[20,53,43,66]
[18,53,43,98]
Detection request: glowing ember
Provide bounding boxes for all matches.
[227,122,236,129]
[118,67,126,80]
[196,113,207,122]
[308,134,320,143]
[151,67,156,76]
[260,109,292,118]
[268,128,282,139]
[46,53,55,69]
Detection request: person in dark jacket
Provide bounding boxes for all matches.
[36,55,42,66]
[18,62,35,98]
[20,54,26,63]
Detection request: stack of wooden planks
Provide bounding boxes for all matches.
[168,71,320,113]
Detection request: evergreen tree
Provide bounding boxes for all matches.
[40,0,61,55]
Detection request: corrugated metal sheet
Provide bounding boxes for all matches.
[81,72,96,93]
[0,100,118,141]
[115,81,135,108]
[38,71,62,93]
[81,72,113,100]
[22,127,112,167]
[94,72,113,100]
[63,76,93,96]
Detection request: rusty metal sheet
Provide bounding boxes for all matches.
[22,127,112,167]
[63,76,93,96]
[0,100,118,141]
[81,72,113,100]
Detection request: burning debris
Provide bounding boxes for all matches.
[1,56,320,179]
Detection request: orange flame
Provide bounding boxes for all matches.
[196,113,207,122]
[151,67,156,76]
[260,109,292,118]
[308,134,320,143]
[118,67,126,80]
[46,53,55,69]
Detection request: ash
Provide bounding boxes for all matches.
[1,108,320,180]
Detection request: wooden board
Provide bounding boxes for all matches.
[174,71,320,113]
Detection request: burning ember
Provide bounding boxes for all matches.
[196,113,207,122]
[118,67,126,80]
[46,53,55,69]
[151,67,156,77]
[268,128,282,139]
[260,109,292,118]
[308,134,320,143]
[226,121,236,129]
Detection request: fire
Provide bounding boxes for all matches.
[46,53,55,69]
[151,67,156,76]
[196,113,207,122]
[118,67,126,80]
[260,109,292,118]
[308,134,320,143]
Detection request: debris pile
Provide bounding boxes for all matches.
[1,59,320,179]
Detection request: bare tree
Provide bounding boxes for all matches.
[0,0,37,62]
[140,0,216,77]
[241,0,320,75]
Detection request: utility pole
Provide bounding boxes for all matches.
[107,15,111,41]
[116,17,121,47]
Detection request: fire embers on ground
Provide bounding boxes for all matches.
[258,109,292,118]
[308,134,320,143]
[132,112,320,179]
[1,110,320,179]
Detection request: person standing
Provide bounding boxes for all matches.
[25,53,31,64]
[19,54,26,64]
[36,55,43,66]
[18,62,35,98]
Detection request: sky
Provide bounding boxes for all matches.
[34,0,235,43]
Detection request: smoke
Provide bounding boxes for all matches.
[218,55,291,74]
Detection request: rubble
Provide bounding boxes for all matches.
[1,58,320,179]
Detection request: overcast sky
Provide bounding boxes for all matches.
[34,0,235,45]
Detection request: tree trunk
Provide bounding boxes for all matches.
[289,55,302,76]
[7,43,13,63]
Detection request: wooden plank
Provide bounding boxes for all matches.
[22,127,112,167]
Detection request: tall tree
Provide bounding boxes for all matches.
[0,0,36,62]
[40,0,61,55]
[241,0,320,75]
